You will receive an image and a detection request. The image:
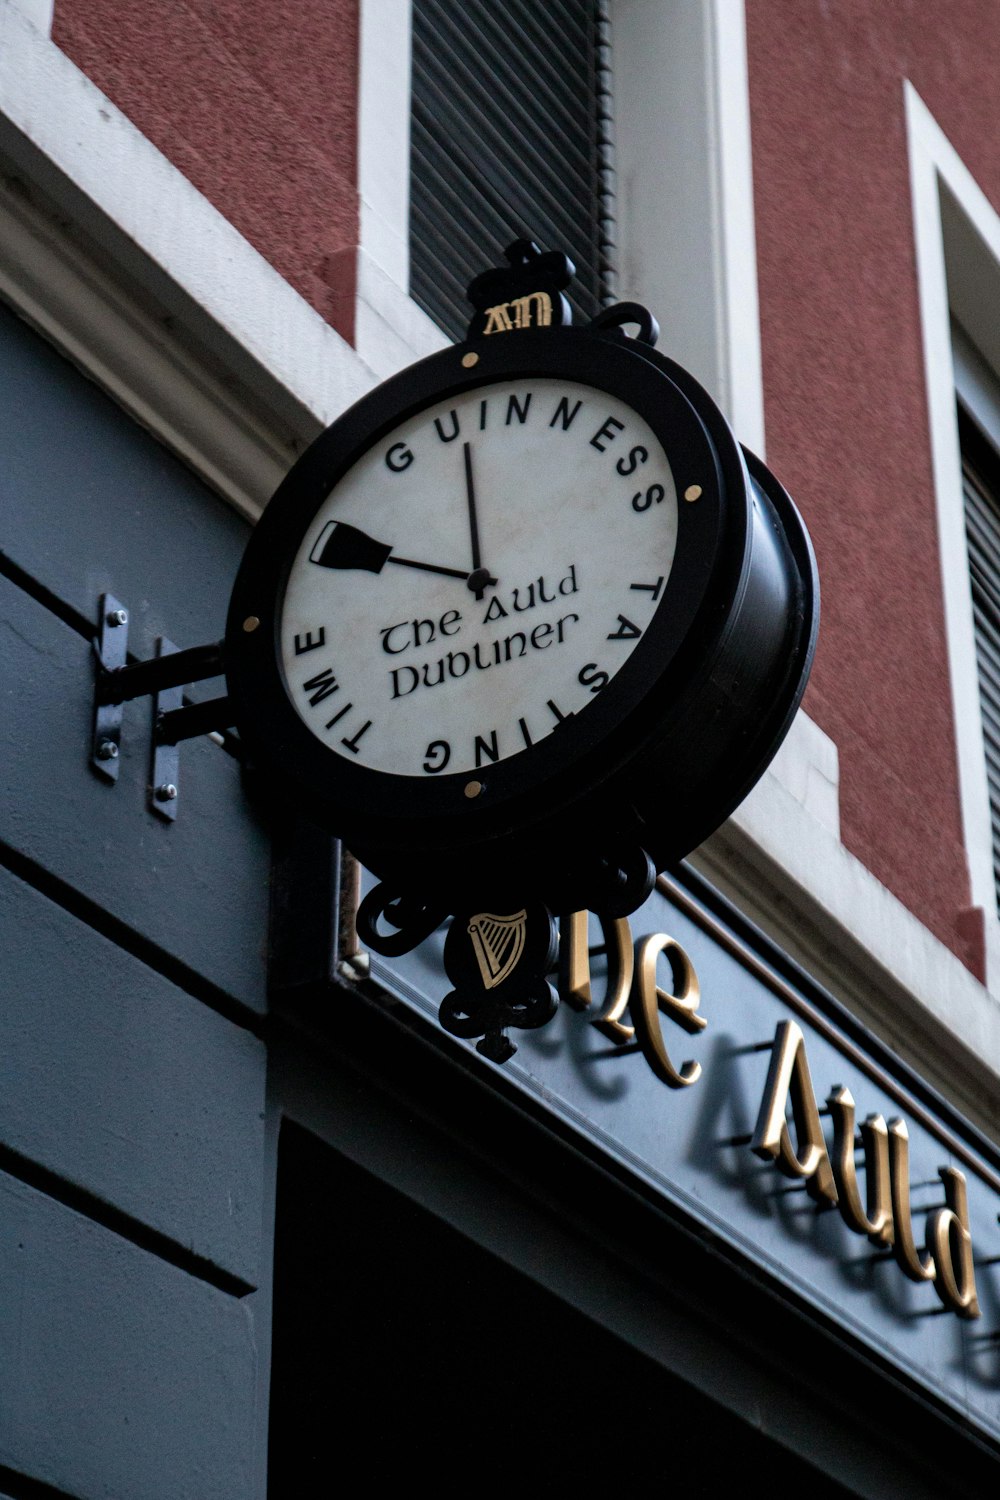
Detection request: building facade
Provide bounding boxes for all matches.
[4,1,1000,1493]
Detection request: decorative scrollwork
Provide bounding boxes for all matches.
[589,301,660,347]
[439,901,558,1063]
[581,844,656,918]
[356,883,446,957]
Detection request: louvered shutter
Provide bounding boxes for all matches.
[963,435,1000,913]
[410,0,614,342]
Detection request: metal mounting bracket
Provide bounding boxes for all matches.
[90,595,236,818]
[91,592,130,781]
[150,639,182,821]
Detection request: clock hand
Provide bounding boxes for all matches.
[390,555,472,581]
[309,520,471,581]
[464,441,482,572]
[462,442,496,599]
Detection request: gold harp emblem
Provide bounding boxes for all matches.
[467,910,528,990]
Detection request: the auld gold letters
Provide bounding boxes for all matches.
[562,914,984,1322]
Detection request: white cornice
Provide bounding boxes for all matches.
[697,708,1000,1141]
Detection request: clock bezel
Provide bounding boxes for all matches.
[225,328,752,858]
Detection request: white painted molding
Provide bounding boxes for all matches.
[905,80,1000,991]
[357,0,412,297]
[0,174,294,520]
[355,244,449,381]
[766,709,840,841]
[0,0,375,515]
[612,0,765,455]
[697,729,1000,1138]
[10,0,49,34]
[354,0,451,377]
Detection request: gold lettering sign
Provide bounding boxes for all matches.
[751,1020,838,1207]
[536,908,992,1324]
[928,1168,980,1318]
[745,1025,983,1319]
[560,909,635,1042]
[511,291,552,328]
[827,1086,893,1246]
[482,290,553,335]
[559,915,707,1083]
[887,1119,937,1283]
[629,933,706,1089]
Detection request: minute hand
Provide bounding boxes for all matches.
[463,442,496,599]
[309,520,470,579]
[464,441,482,572]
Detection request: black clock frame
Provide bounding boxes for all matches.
[226,321,817,914]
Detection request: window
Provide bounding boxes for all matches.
[408,0,615,340]
[907,82,1000,985]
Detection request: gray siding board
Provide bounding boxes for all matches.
[0,572,270,1016]
[0,1173,257,1500]
[0,299,249,667]
[0,863,266,1286]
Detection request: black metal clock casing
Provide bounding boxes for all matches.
[226,303,817,917]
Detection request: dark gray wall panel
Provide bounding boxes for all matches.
[0,299,249,662]
[0,864,265,1285]
[0,572,269,1015]
[0,1173,256,1500]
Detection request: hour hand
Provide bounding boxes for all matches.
[309,521,470,581]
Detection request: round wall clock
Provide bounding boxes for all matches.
[225,247,817,919]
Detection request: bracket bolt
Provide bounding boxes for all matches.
[155,783,178,802]
[96,740,119,761]
[106,608,128,627]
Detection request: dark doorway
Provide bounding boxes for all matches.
[268,1120,851,1494]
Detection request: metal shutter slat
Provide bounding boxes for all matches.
[964,461,1000,910]
[411,0,608,341]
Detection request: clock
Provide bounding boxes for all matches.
[225,293,817,917]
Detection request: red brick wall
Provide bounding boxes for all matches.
[746,0,1000,973]
[53,0,360,342]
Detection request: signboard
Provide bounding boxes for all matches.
[363,865,1000,1443]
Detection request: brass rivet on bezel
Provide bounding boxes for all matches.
[684,485,703,503]
[465,780,483,798]
[461,352,479,368]
[243,615,260,633]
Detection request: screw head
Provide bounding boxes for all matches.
[106,609,128,627]
[156,783,178,802]
[96,739,119,761]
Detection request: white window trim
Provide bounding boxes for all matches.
[10,0,50,33]
[613,0,765,455]
[905,80,1000,993]
[355,0,448,378]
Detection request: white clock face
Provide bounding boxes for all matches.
[279,377,680,781]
